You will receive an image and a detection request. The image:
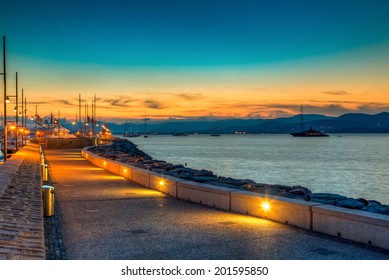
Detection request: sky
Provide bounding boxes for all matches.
[1,0,389,122]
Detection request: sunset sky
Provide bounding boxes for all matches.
[1,0,389,122]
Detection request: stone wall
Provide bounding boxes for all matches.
[42,138,95,149]
[0,144,46,259]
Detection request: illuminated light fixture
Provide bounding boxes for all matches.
[159,180,165,186]
[10,125,16,130]
[13,106,17,112]
[123,169,127,173]
[5,96,11,103]
[261,202,271,211]
[103,161,106,165]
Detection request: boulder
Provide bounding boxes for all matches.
[288,189,308,197]
[335,198,365,209]
[190,176,219,183]
[362,205,389,215]
[368,200,382,206]
[356,198,369,206]
[307,193,348,202]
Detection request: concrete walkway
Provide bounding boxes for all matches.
[0,144,45,260]
[45,149,389,260]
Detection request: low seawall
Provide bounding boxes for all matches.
[82,147,389,251]
[0,144,46,259]
[30,138,95,149]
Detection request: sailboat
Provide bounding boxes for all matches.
[143,114,148,138]
[210,127,221,136]
[123,120,139,137]
[290,105,329,137]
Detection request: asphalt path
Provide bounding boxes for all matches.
[45,149,389,260]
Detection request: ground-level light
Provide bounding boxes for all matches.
[261,201,271,211]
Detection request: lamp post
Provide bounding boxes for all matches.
[1,36,7,161]
[5,72,19,152]
[23,95,27,146]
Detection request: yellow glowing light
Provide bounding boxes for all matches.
[124,169,127,173]
[10,125,16,130]
[103,162,106,165]
[159,180,165,186]
[261,202,271,211]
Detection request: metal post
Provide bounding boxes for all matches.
[2,36,7,161]
[78,93,81,136]
[24,96,27,146]
[42,185,55,217]
[35,105,38,139]
[15,72,18,151]
[21,89,24,147]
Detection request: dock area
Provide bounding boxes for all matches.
[1,144,389,260]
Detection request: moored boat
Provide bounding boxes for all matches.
[291,127,329,137]
[291,105,329,137]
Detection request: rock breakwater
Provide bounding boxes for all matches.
[88,139,389,215]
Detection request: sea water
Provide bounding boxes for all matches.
[125,134,389,205]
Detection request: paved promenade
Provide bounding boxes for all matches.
[45,149,389,260]
[0,145,45,260]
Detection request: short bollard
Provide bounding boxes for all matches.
[42,185,55,217]
[41,163,48,182]
[40,154,45,164]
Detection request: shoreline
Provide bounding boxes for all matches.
[88,139,389,216]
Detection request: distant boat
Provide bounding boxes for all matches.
[123,120,139,137]
[291,105,329,137]
[172,133,188,136]
[143,113,148,138]
[210,127,221,136]
[123,132,140,137]
[100,123,112,139]
[290,127,329,137]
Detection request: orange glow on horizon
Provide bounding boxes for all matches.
[14,43,389,121]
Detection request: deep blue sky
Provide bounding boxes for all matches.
[1,0,389,120]
[3,0,389,66]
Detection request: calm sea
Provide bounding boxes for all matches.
[124,134,389,205]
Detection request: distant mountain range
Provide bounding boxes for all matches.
[62,112,389,135]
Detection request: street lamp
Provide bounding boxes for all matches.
[1,36,7,160]
[5,72,20,151]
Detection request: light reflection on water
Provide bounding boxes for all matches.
[125,134,389,204]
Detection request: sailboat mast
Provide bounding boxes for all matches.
[144,113,147,135]
[78,93,81,135]
[2,36,7,161]
[300,104,304,131]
